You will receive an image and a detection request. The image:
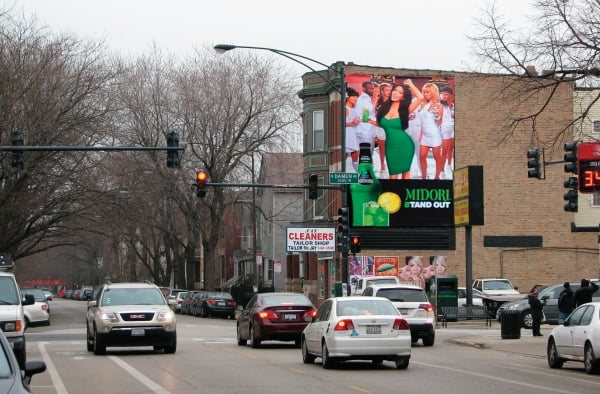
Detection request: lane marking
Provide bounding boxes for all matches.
[412,360,573,393]
[348,385,371,393]
[108,356,170,394]
[38,342,68,394]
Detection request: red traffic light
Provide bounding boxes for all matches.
[350,236,361,253]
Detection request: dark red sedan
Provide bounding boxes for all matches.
[236,292,316,348]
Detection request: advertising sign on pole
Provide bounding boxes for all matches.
[286,227,336,252]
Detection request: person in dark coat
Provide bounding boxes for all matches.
[527,290,544,336]
[557,282,575,321]
[574,279,599,308]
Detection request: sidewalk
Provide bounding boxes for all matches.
[439,320,550,356]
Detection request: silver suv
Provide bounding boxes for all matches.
[362,283,436,346]
[86,282,177,355]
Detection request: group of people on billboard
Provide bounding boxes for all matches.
[349,255,448,294]
[344,74,455,181]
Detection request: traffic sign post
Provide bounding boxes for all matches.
[329,172,358,184]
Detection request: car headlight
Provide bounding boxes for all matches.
[100,312,119,323]
[157,310,174,322]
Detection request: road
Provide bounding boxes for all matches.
[23,298,598,394]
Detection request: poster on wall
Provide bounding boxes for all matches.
[344,74,455,228]
[348,255,374,295]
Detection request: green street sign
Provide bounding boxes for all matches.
[329,172,358,184]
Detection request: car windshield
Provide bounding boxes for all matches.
[21,288,46,302]
[261,294,312,306]
[376,288,428,302]
[483,280,514,290]
[0,277,19,305]
[101,288,166,306]
[337,299,399,316]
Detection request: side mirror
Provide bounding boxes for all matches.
[541,295,549,301]
[22,294,35,306]
[87,300,97,308]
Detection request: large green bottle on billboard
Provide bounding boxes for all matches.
[350,143,386,226]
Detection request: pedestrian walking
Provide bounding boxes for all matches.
[574,279,599,308]
[527,290,544,336]
[557,282,574,322]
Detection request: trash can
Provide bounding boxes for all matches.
[500,310,521,339]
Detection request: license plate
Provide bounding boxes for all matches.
[366,325,381,334]
[284,314,297,320]
[217,301,225,306]
[399,309,409,314]
[131,328,145,336]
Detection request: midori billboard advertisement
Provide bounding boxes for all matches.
[344,74,455,228]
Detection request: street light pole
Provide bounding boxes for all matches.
[214,43,350,291]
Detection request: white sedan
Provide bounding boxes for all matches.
[301,296,411,369]
[547,302,600,374]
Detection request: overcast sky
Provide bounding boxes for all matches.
[15,0,532,77]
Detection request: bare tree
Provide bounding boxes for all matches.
[471,0,600,144]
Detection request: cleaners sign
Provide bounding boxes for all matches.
[286,227,336,252]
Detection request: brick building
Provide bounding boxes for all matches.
[296,63,599,302]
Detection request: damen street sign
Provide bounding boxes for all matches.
[329,172,358,184]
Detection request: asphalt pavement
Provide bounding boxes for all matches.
[440,320,550,358]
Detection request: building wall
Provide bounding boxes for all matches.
[301,66,599,295]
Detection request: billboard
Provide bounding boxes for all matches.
[286,227,336,252]
[344,74,455,228]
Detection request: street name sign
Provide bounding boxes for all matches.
[329,172,358,184]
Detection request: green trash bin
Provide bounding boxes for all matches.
[500,309,521,339]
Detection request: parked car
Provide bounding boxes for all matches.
[458,287,483,306]
[173,291,188,314]
[237,292,316,348]
[472,278,520,296]
[181,291,202,315]
[0,328,46,393]
[191,291,210,317]
[43,290,53,301]
[81,287,93,301]
[362,284,435,346]
[301,296,411,369]
[195,292,236,319]
[496,280,600,329]
[547,302,600,374]
[86,282,177,355]
[166,288,187,310]
[20,288,50,328]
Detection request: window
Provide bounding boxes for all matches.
[311,175,325,218]
[312,110,324,151]
[593,119,600,134]
[592,193,600,207]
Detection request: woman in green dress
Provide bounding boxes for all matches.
[376,80,423,179]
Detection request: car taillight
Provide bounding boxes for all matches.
[258,310,278,319]
[334,319,354,331]
[206,299,216,305]
[393,318,409,330]
[419,303,433,313]
[177,300,183,305]
[304,309,317,318]
[227,301,236,306]
[41,304,48,311]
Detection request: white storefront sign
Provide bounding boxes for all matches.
[286,227,336,252]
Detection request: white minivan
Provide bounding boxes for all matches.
[352,275,401,295]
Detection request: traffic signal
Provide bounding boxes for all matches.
[338,207,349,253]
[350,236,361,254]
[526,148,543,179]
[563,176,578,212]
[166,131,180,168]
[196,170,208,198]
[308,173,318,200]
[11,130,24,170]
[564,141,578,174]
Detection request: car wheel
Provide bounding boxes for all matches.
[86,326,94,352]
[301,338,316,364]
[229,313,236,320]
[294,337,301,348]
[422,333,435,347]
[395,357,410,370]
[237,324,247,346]
[200,305,208,318]
[584,342,600,374]
[249,325,261,348]
[93,327,106,355]
[164,333,177,354]
[547,338,564,369]
[521,311,533,329]
[322,341,334,369]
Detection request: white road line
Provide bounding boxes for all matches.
[108,356,170,394]
[412,360,573,394]
[38,342,68,394]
